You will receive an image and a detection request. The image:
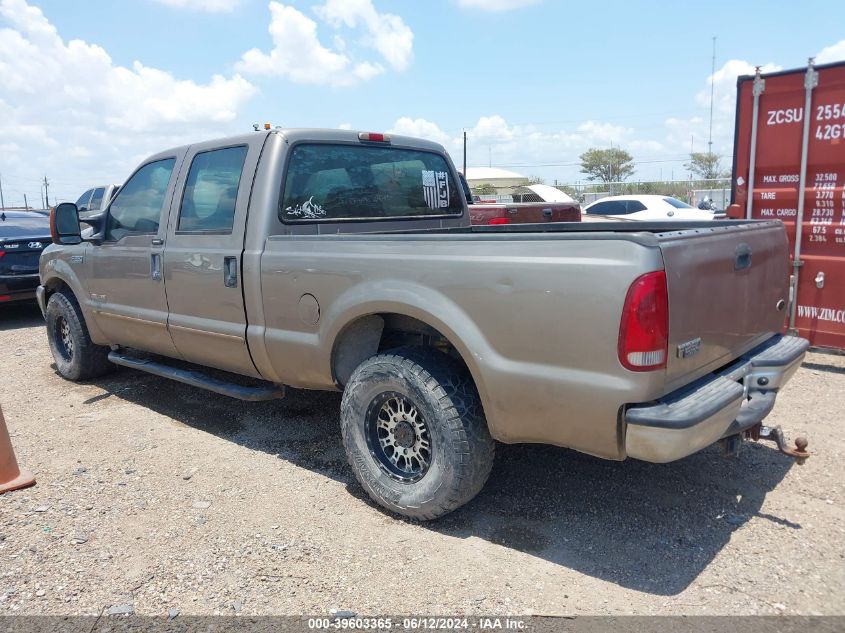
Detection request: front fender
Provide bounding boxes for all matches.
[40,245,108,345]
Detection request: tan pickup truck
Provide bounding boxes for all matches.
[40,128,809,519]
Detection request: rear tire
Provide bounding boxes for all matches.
[341,346,495,520]
[45,291,112,381]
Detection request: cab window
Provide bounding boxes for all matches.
[177,146,248,233]
[280,144,463,222]
[589,200,626,215]
[105,158,176,241]
[88,187,106,211]
[75,189,94,210]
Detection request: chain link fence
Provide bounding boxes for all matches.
[555,179,732,209]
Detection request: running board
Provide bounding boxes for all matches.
[108,351,285,402]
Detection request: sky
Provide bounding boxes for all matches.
[1,0,844,207]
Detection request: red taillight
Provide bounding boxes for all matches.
[0,295,10,302]
[618,270,668,371]
[489,217,510,225]
[358,132,390,143]
[0,250,5,258]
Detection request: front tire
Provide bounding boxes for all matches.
[341,347,495,520]
[45,291,112,381]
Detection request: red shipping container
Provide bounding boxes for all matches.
[730,60,845,350]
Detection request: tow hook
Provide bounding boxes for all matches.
[745,424,810,464]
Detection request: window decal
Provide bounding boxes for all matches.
[422,170,450,210]
[285,196,327,219]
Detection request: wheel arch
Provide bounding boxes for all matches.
[40,265,108,345]
[326,290,495,429]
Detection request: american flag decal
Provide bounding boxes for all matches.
[422,170,450,210]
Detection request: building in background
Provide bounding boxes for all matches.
[464,167,529,193]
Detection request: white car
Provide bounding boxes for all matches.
[583,195,722,221]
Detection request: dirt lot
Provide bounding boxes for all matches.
[1,301,843,617]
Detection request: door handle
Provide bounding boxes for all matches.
[151,238,164,246]
[224,256,238,288]
[150,253,162,281]
[543,208,553,218]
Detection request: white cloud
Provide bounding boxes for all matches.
[816,39,845,64]
[456,0,541,11]
[389,117,453,146]
[695,59,781,117]
[315,0,413,71]
[657,59,784,161]
[237,1,412,86]
[151,0,243,12]
[0,0,256,204]
[388,114,659,181]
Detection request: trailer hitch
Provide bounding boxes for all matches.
[745,424,810,464]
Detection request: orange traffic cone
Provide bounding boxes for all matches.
[0,406,35,494]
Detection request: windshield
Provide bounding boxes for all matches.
[663,197,694,209]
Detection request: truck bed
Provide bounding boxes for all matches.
[391,219,765,235]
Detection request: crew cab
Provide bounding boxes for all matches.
[39,128,809,519]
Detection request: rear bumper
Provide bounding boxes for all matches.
[0,273,40,302]
[624,335,809,463]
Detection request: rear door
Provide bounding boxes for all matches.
[161,139,261,377]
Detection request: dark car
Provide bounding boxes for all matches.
[0,210,52,303]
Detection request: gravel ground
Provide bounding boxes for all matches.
[1,301,843,617]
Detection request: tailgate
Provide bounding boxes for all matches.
[658,221,790,392]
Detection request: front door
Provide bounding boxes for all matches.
[161,142,259,377]
[85,154,184,358]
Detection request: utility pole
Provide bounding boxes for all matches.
[708,36,716,156]
[462,130,467,175]
[43,176,50,208]
[40,187,45,209]
[0,172,5,211]
[24,194,28,210]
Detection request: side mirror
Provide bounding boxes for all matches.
[50,203,82,245]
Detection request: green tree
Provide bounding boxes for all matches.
[685,152,728,180]
[579,148,635,183]
[471,183,497,195]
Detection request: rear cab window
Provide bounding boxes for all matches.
[280,144,463,222]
